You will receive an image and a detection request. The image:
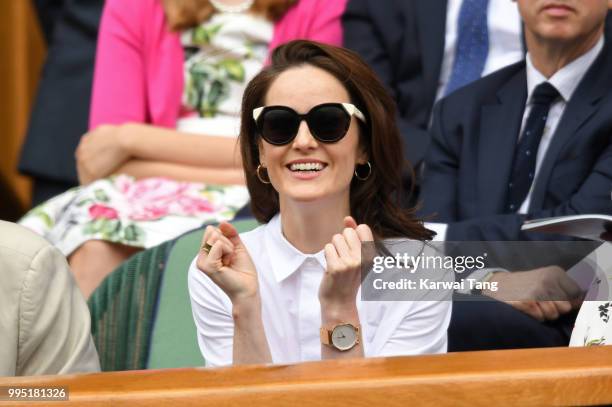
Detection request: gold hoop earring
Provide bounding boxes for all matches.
[256,164,271,184]
[354,161,372,181]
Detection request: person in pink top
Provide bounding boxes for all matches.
[19,0,347,298]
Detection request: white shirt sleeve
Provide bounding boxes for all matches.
[188,257,234,367]
[370,242,453,357]
[376,300,452,357]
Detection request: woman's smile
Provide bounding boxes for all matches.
[286,158,328,180]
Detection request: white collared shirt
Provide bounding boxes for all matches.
[436,0,524,100]
[518,36,604,213]
[188,214,452,367]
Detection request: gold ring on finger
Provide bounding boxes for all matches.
[201,242,213,254]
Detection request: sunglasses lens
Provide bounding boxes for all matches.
[260,109,300,145]
[309,105,350,142]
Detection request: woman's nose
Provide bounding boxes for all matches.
[291,120,318,149]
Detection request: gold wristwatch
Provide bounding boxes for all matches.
[320,323,361,351]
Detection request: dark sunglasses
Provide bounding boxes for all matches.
[253,103,367,146]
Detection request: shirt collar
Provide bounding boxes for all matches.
[264,214,327,283]
[525,35,604,103]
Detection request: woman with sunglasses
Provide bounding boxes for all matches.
[189,40,452,366]
[19,0,347,298]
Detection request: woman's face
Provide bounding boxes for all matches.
[258,65,367,207]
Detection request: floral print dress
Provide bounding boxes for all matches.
[570,244,612,347]
[19,12,273,256]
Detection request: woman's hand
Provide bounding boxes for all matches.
[197,222,271,365]
[196,222,260,305]
[319,216,374,311]
[76,124,131,185]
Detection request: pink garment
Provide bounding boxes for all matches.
[90,0,347,130]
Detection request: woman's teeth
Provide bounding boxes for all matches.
[289,162,324,172]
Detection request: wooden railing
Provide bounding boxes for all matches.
[1,346,612,406]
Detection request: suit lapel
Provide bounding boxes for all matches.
[414,0,447,91]
[530,42,612,210]
[477,68,527,215]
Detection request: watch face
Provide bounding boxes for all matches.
[331,324,358,351]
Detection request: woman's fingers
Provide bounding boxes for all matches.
[343,216,373,242]
[206,240,226,267]
[342,227,362,255]
[330,231,362,273]
[332,233,352,260]
[200,238,234,273]
[201,225,235,250]
[344,216,358,229]
[320,221,371,307]
[198,225,236,270]
[331,219,373,272]
[200,225,216,251]
[210,233,235,266]
[324,243,341,271]
[355,224,374,242]
[220,221,249,251]
[219,222,239,239]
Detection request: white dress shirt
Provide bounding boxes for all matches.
[436,0,524,100]
[427,36,604,240]
[189,214,452,367]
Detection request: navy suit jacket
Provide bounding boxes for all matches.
[420,39,612,241]
[343,0,448,167]
[19,0,103,188]
[33,0,65,44]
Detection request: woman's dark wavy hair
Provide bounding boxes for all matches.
[239,40,434,241]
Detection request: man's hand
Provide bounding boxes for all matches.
[76,124,131,185]
[484,266,583,321]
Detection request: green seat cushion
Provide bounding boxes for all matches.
[147,218,259,368]
[89,240,174,371]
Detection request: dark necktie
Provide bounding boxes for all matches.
[445,0,490,96]
[506,82,560,212]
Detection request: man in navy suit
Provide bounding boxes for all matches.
[421,0,612,350]
[343,0,525,170]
